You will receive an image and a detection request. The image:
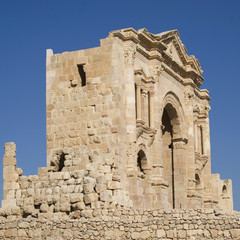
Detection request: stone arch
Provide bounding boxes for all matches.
[161,91,185,138]
[161,91,187,209]
[222,185,228,197]
[137,150,147,174]
[195,171,201,190]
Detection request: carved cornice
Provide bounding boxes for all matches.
[109,28,205,88]
[194,89,211,101]
[134,68,155,89]
[172,137,188,149]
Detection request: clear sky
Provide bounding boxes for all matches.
[0,0,239,211]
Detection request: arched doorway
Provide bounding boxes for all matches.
[162,108,174,208]
[137,150,147,175]
[161,96,186,209]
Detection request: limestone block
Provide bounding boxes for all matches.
[16,190,21,199]
[83,183,94,194]
[23,205,35,215]
[40,203,49,213]
[131,232,140,239]
[157,229,166,238]
[83,193,98,204]
[27,188,34,196]
[100,190,113,202]
[75,202,85,210]
[60,202,71,212]
[72,170,85,179]
[95,183,107,193]
[96,175,107,184]
[18,229,27,237]
[113,229,124,237]
[103,165,111,173]
[139,231,150,239]
[63,172,71,180]
[3,166,16,178]
[60,194,70,203]
[38,167,48,176]
[230,229,240,239]
[4,142,16,158]
[6,189,15,199]
[49,172,63,180]
[105,173,113,182]
[8,181,20,190]
[70,193,84,203]
[3,156,16,166]
[108,181,121,190]
[83,176,96,186]
[74,185,83,193]
[81,209,93,218]
[16,168,23,176]
[24,197,34,205]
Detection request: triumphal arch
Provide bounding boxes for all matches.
[45,27,232,210]
[1,28,233,216]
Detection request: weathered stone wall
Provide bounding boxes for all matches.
[1,142,132,218]
[1,28,238,239]
[0,209,240,239]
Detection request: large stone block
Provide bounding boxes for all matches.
[83,193,98,204]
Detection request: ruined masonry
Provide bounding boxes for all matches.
[1,28,239,240]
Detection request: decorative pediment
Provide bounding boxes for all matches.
[109,28,204,88]
[156,30,203,75]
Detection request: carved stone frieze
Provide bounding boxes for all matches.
[184,91,195,104]
[136,119,157,146]
[124,48,136,65]
[195,152,208,170]
[150,65,163,82]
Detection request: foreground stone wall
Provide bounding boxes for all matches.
[0,209,240,239]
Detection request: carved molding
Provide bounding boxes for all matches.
[195,152,208,170]
[124,48,136,65]
[172,137,188,150]
[136,119,157,147]
[150,65,163,82]
[184,91,195,104]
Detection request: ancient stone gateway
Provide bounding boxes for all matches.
[1,28,239,239]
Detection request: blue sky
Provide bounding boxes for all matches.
[0,0,239,211]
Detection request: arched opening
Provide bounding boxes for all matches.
[195,173,201,189]
[222,185,228,197]
[58,152,66,171]
[137,150,147,175]
[162,108,174,208]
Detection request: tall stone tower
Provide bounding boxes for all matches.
[44,28,233,211]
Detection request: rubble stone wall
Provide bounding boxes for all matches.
[0,209,240,240]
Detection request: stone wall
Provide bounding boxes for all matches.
[1,142,132,218]
[0,208,240,239]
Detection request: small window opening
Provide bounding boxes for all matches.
[77,64,86,86]
[222,185,227,197]
[137,154,144,173]
[58,152,66,171]
[137,150,147,174]
[195,173,201,189]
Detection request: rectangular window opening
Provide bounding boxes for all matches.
[77,64,86,86]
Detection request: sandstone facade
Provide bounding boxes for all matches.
[0,28,237,239]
